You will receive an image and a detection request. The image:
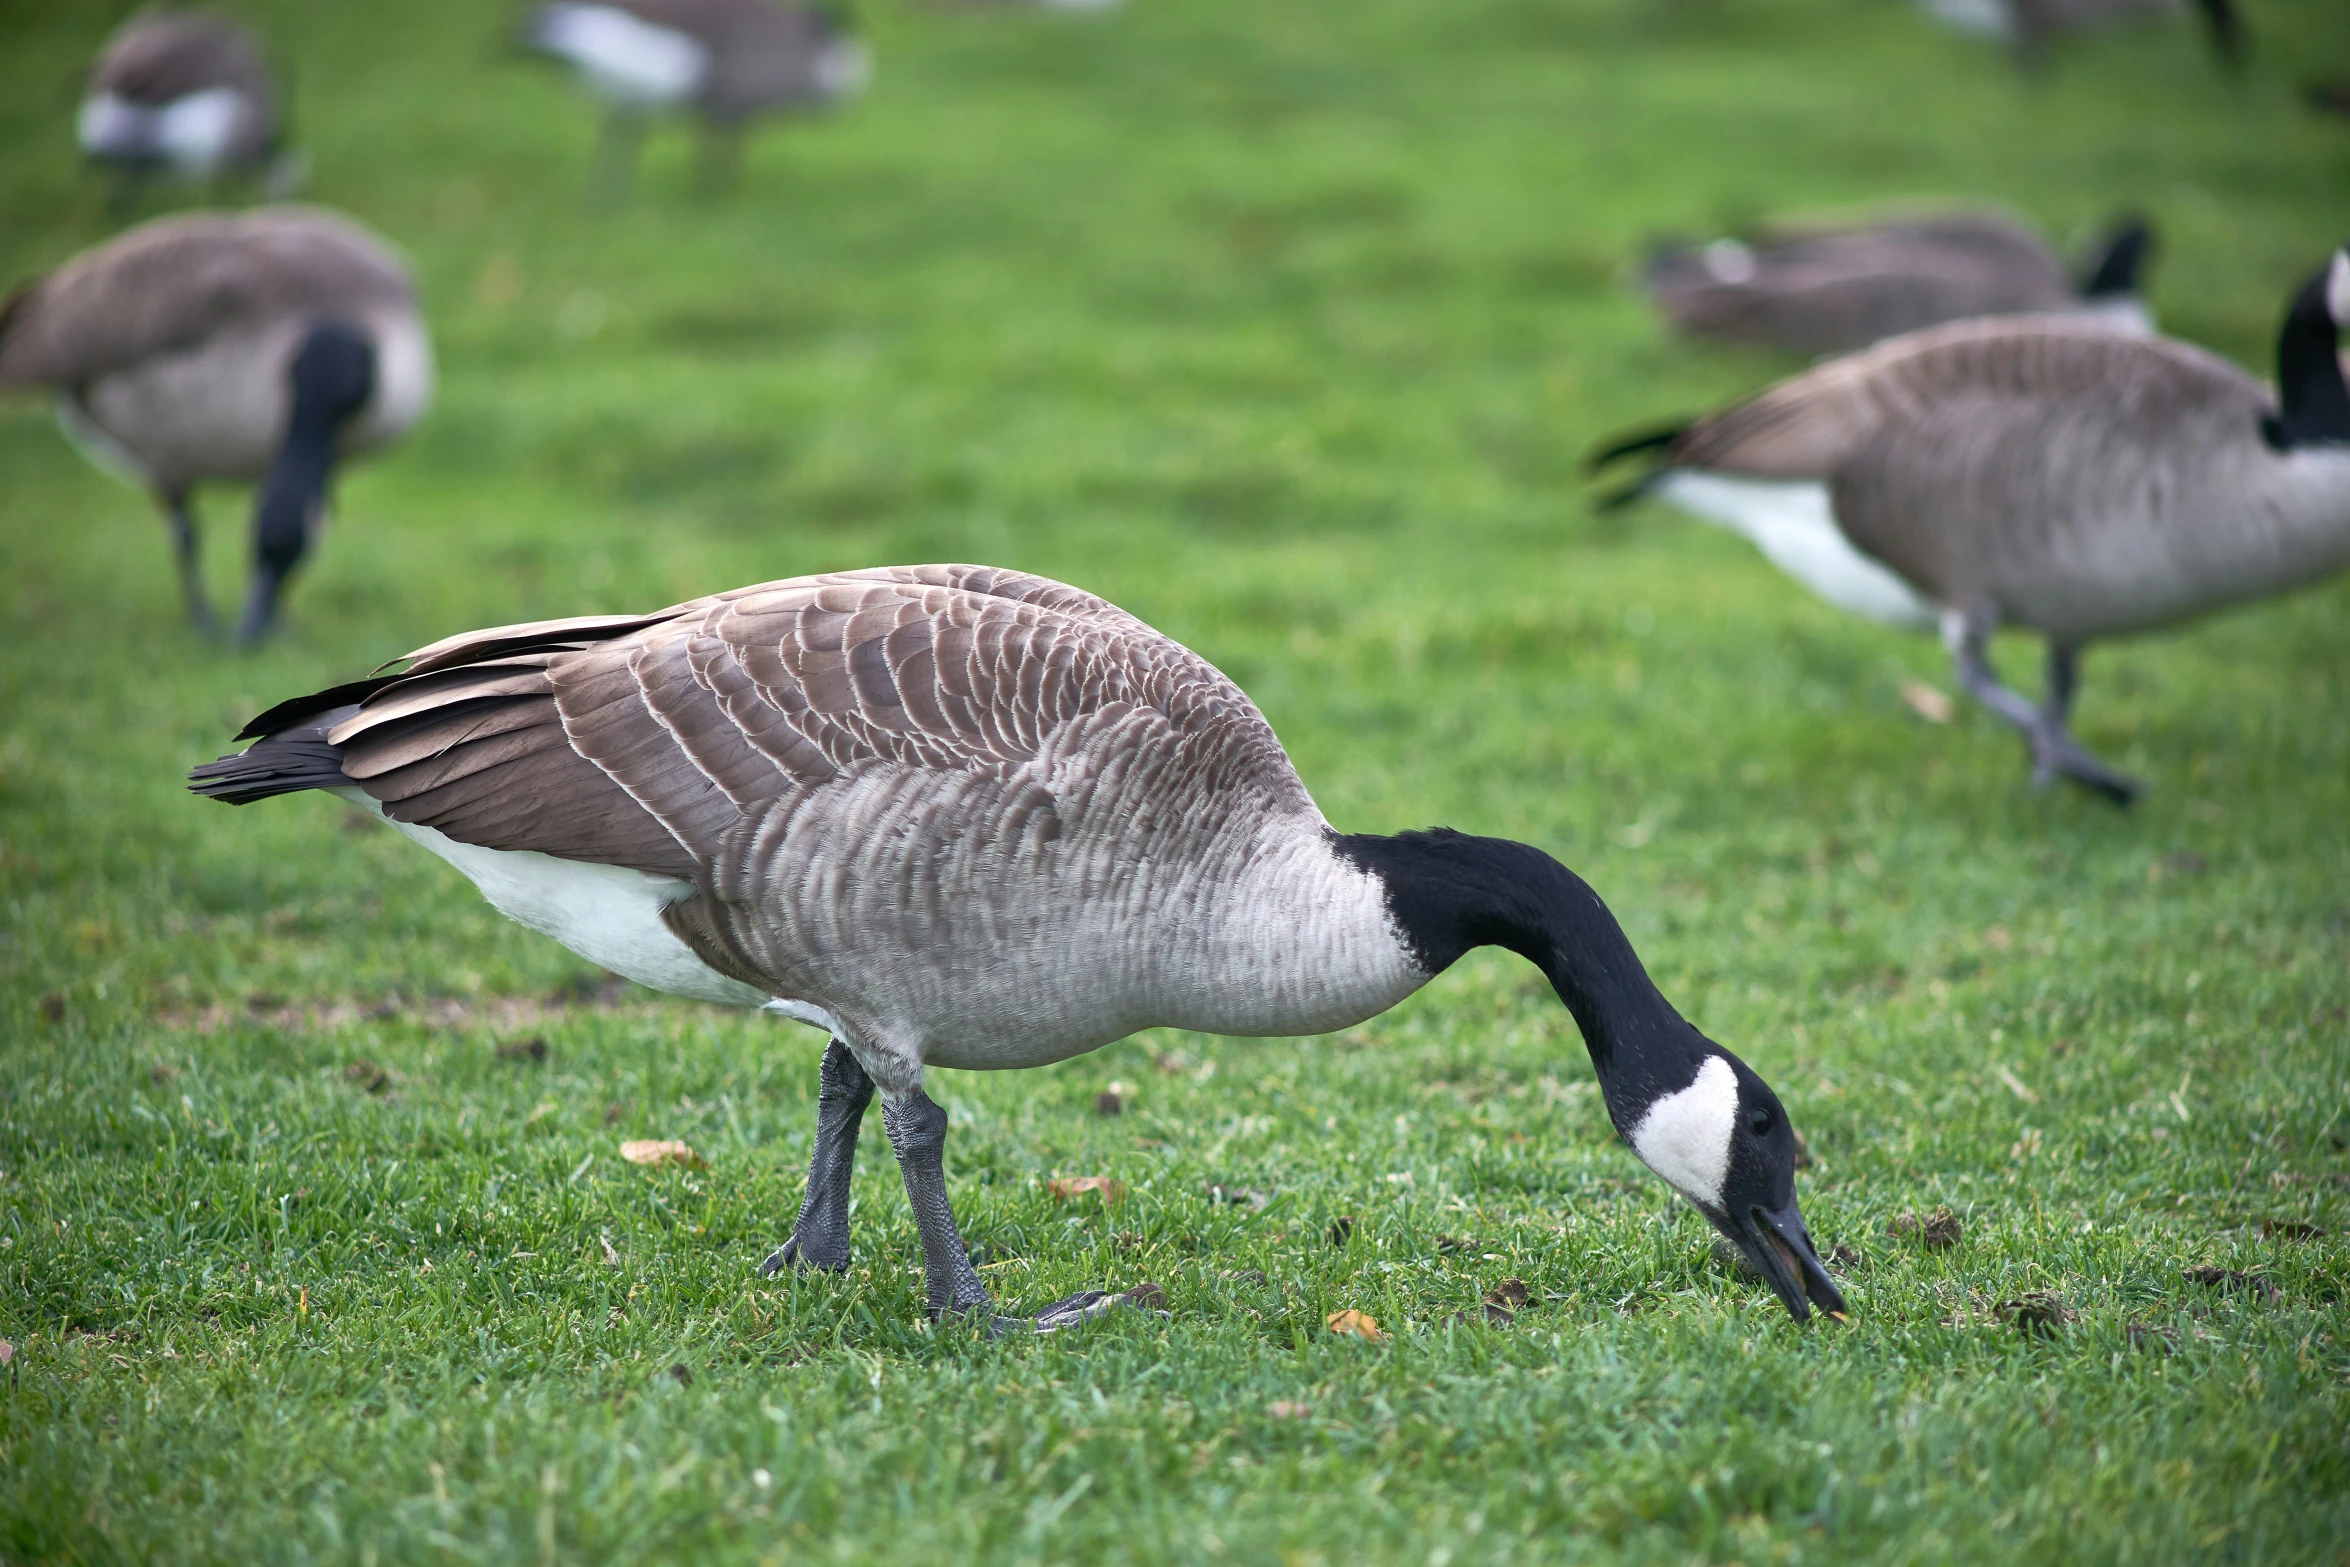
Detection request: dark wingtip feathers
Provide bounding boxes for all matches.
[233,676,397,741]
[189,703,363,804]
[2080,213,2157,300]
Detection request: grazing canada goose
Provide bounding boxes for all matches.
[0,207,432,640]
[1919,0,2245,67]
[1590,250,2350,804]
[522,0,869,198]
[1644,210,2156,357]
[189,564,1846,1330]
[78,11,293,200]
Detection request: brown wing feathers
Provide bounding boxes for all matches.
[193,567,1285,888]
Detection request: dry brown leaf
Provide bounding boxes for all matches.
[1046,1175,1125,1206]
[620,1139,703,1169]
[1326,1308,1383,1342]
[1265,1400,1311,1420]
[1993,1064,2039,1104]
[1899,681,1954,724]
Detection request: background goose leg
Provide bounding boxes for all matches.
[761,1038,871,1276]
[159,486,217,636]
[880,1086,1119,1333]
[1943,608,2138,805]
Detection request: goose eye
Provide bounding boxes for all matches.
[1747,1107,1774,1137]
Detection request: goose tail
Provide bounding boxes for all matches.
[187,681,387,804]
[1583,420,1690,511]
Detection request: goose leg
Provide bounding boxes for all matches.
[761,1038,871,1276]
[158,486,218,637]
[879,1086,1120,1334]
[693,123,745,198]
[2033,641,2143,805]
[588,110,647,207]
[1942,609,2139,806]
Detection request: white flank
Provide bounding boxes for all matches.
[533,3,709,108]
[1655,470,1937,629]
[765,998,846,1037]
[79,89,249,175]
[2075,295,2157,336]
[816,39,873,99]
[154,88,247,173]
[1629,1055,1739,1209]
[334,790,766,1007]
[1918,0,2015,39]
[1702,239,1758,285]
[2327,252,2350,326]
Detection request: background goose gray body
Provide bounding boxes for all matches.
[1646,212,2147,356]
[303,567,1421,1094]
[0,208,431,490]
[1654,317,2350,641]
[79,12,281,180]
[530,0,868,122]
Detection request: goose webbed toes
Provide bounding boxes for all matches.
[760,1231,849,1277]
[2028,727,2143,807]
[980,1289,1150,1337]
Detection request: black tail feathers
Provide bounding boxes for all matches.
[1582,420,1690,512]
[188,703,362,805]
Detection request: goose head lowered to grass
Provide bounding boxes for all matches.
[191,565,1845,1329]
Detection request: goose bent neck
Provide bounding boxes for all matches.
[1332,828,1703,1121]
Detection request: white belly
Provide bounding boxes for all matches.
[1656,471,1937,629]
[534,4,710,108]
[336,791,767,1008]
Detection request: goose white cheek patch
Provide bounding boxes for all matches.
[1630,1055,1739,1209]
[2328,253,2350,327]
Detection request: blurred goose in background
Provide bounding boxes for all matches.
[522,0,869,199]
[1644,210,2156,357]
[1920,0,2245,68]
[0,208,432,641]
[78,10,295,203]
[191,564,1846,1330]
[1590,249,2350,804]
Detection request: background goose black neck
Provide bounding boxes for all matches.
[2265,261,2350,450]
[1331,828,1704,1125]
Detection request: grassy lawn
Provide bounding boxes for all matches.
[4,0,2349,1560]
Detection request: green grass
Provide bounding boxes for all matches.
[5,0,2350,1560]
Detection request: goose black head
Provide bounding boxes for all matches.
[2261,247,2350,452]
[1623,1047,1846,1323]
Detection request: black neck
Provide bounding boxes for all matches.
[1332,828,1707,1129]
[2078,214,2152,300]
[2263,263,2350,451]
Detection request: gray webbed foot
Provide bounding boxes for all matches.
[2028,725,2142,807]
[976,1290,1140,1337]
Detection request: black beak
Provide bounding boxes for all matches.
[1736,1200,1847,1323]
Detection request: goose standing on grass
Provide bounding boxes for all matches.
[1919,0,2245,68]
[1645,210,2156,357]
[78,11,295,203]
[522,0,869,199]
[0,208,432,641]
[190,564,1846,1332]
[1589,249,2350,805]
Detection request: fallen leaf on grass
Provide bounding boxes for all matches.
[1993,1064,2038,1104]
[1900,681,1954,724]
[1265,1400,1311,1420]
[600,1233,622,1269]
[620,1139,704,1169]
[1326,1309,1382,1342]
[343,1060,390,1094]
[0,1341,12,1365]
[1046,1175,1124,1206]
[1790,1127,1812,1169]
